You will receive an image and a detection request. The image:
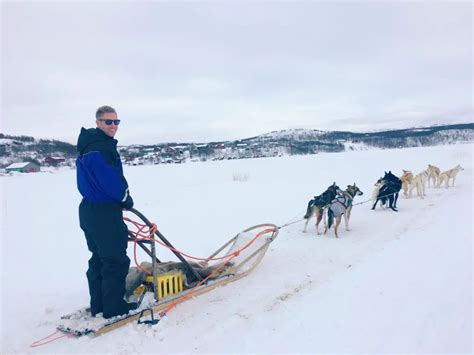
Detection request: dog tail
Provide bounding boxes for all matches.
[328,208,334,229]
[304,200,314,219]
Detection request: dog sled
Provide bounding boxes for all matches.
[57,208,279,337]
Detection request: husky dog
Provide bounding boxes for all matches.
[400,170,414,198]
[408,172,426,199]
[372,171,402,211]
[438,164,464,188]
[427,164,441,188]
[324,184,364,238]
[419,169,429,191]
[303,182,342,234]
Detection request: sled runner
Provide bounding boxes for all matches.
[57,208,278,337]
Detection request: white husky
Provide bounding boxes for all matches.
[438,164,464,188]
[408,171,427,199]
[419,169,429,191]
[427,164,440,188]
[371,178,385,207]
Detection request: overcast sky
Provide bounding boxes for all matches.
[1,1,472,145]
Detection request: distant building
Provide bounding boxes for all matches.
[44,156,65,167]
[5,162,41,173]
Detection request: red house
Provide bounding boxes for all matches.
[45,156,66,167]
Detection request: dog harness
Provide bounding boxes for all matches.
[329,192,353,217]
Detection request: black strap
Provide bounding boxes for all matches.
[137,308,160,325]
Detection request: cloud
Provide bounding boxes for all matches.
[2,1,472,144]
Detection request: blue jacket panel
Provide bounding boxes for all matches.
[76,128,130,204]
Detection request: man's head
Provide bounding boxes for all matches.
[96,105,120,138]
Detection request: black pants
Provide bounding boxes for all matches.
[79,200,130,317]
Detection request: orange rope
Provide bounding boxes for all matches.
[30,330,72,347]
[125,217,157,275]
[125,216,274,263]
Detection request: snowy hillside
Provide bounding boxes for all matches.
[1,143,472,353]
[0,134,76,169]
[258,128,327,140]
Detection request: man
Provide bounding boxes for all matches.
[76,105,137,318]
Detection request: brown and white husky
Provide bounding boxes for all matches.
[400,170,414,197]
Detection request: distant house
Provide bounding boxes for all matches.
[5,162,41,173]
[164,146,176,154]
[45,156,65,167]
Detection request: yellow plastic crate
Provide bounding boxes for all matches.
[144,272,184,300]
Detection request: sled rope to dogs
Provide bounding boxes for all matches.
[277,209,307,229]
[351,190,399,207]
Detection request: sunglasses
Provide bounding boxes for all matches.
[98,119,121,126]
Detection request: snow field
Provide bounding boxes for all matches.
[0,143,472,353]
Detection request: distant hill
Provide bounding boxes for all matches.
[1,123,473,168]
[240,123,474,154]
[0,133,76,168]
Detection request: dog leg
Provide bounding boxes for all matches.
[323,209,329,235]
[334,216,341,238]
[303,217,310,233]
[315,209,322,235]
[344,209,351,231]
[389,195,398,212]
[323,207,328,230]
[371,200,378,210]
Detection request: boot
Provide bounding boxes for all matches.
[103,301,138,319]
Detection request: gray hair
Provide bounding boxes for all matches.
[96,105,117,119]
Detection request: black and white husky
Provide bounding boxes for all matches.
[303,182,342,234]
[324,183,364,238]
[372,171,402,212]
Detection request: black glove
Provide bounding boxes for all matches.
[122,194,134,210]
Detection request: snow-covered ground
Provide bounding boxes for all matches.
[1,143,472,354]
